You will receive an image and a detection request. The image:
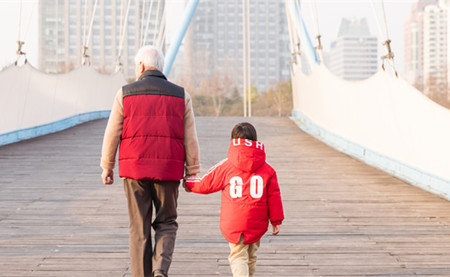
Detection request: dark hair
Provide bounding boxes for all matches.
[231,122,257,141]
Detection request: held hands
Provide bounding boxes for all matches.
[182,179,191,192]
[272,224,280,235]
[182,174,196,192]
[102,169,114,185]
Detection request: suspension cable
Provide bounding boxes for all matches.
[82,0,89,50]
[379,0,397,75]
[17,0,23,42]
[23,1,36,43]
[312,0,320,36]
[285,0,298,67]
[309,0,322,61]
[246,0,251,117]
[15,0,27,65]
[140,0,147,46]
[152,0,162,45]
[116,0,125,71]
[142,0,155,46]
[287,0,301,60]
[116,0,131,72]
[242,0,247,117]
[118,0,124,44]
[157,7,166,49]
[381,0,390,40]
[370,0,397,76]
[85,0,98,47]
[369,0,384,43]
[82,0,99,66]
[379,0,397,76]
[158,29,166,50]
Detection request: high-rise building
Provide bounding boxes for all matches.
[404,0,438,90]
[403,0,450,95]
[38,0,164,78]
[423,3,447,95]
[328,18,378,81]
[177,0,290,93]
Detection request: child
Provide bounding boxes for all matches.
[185,122,284,277]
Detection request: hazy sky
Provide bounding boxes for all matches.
[0,0,417,73]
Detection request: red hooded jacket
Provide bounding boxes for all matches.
[185,139,284,244]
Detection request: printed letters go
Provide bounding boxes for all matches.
[250,175,263,198]
[229,175,264,199]
[230,176,243,198]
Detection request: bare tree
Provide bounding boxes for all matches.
[252,81,292,117]
[424,74,450,109]
[197,71,233,116]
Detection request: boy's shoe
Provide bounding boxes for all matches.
[153,270,167,277]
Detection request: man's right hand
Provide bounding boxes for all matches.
[102,169,114,185]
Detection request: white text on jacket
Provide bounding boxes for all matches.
[230,175,264,198]
[232,139,264,150]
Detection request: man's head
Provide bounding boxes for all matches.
[231,122,257,141]
[134,45,165,79]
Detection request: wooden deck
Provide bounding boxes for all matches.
[1,117,450,276]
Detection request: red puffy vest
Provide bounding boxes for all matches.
[119,70,186,181]
[186,139,284,244]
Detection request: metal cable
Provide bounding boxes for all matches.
[242,0,247,117]
[157,7,166,49]
[246,0,251,117]
[82,0,89,51]
[143,0,155,46]
[117,0,132,60]
[17,0,23,41]
[140,0,147,46]
[152,0,162,45]
[381,0,390,39]
[85,0,98,47]
[369,0,385,42]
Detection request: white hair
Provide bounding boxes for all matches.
[134,45,165,72]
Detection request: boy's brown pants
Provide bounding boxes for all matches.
[123,178,180,277]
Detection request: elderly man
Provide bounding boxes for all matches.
[100,45,200,277]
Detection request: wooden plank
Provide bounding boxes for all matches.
[1,117,450,276]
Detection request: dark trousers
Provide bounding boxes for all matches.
[123,178,180,277]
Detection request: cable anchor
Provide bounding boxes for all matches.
[381,39,398,78]
[15,40,27,66]
[115,55,123,73]
[81,45,91,66]
[314,35,323,50]
[291,42,301,65]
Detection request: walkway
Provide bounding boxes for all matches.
[1,117,450,276]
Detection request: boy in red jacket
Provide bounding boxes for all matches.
[185,122,284,277]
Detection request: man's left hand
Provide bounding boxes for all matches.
[182,179,191,192]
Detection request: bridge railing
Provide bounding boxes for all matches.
[291,64,450,200]
[0,64,125,146]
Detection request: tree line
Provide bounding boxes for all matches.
[176,72,293,117]
[418,75,450,110]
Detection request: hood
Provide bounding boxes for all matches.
[227,139,266,172]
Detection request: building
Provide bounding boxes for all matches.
[403,0,450,96]
[328,18,378,81]
[177,0,290,93]
[38,0,164,78]
[423,3,448,95]
[404,0,438,90]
